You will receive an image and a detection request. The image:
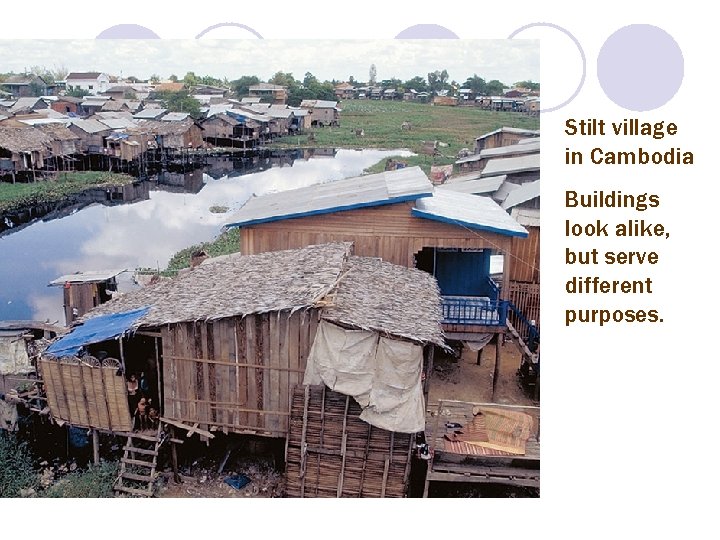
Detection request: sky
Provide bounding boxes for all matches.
[0,39,539,85]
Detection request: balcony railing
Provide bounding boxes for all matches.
[441,296,508,326]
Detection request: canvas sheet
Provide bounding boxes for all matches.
[0,334,32,376]
[304,320,425,433]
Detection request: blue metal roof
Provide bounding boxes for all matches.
[411,191,528,238]
[226,166,433,228]
[44,307,149,357]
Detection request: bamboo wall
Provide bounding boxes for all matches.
[241,201,514,270]
[507,282,540,329]
[39,359,132,431]
[160,308,320,437]
[286,385,413,498]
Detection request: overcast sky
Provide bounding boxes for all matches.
[0,39,539,84]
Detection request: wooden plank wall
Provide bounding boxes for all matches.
[161,309,319,437]
[286,385,413,498]
[508,226,539,283]
[241,202,514,269]
[39,359,132,431]
[507,281,540,329]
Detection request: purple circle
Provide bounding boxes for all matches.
[195,23,263,39]
[598,24,683,111]
[96,24,160,39]
[508,22,586,114]
[395,24,458,39]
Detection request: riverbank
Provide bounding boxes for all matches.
[0,171,136,215]
[269,100,540,173]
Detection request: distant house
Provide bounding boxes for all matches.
[334,82,355,100]
[101,85,137,100]
[299,100,339,127]
[248,83,288,105]
[50,96,82,115]
[7,97,49,115]
[1,74,53,98]
[133,108,168,120]
[65,72,111,95]
[0,125,52,179]
[67,119,112,154]
[474,126,539,153]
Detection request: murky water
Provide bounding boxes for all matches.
[0,149,411,323]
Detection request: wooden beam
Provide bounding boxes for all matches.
[160,417,215,439]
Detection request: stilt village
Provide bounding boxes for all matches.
[1,68,541,498]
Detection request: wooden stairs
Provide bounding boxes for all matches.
[114,428,166,497]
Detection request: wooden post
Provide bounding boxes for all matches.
[170,426,181,483]
[491,333,502,402]
[424,345,434,395]
[92,429,100,465]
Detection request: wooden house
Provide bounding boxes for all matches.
[37,124,82,168]
[334,82,355,100]
[225,166,528,339]
[248,83,288,105]
[0,125,52,180]
[456,138,540,173]
[299,100,339,127]
[67,119,112,154]
[128,119,204,152]
[49,270,126,326]
[1,74,52,98]
[474,126,539,153]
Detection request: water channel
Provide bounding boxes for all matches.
[0,148,412,323]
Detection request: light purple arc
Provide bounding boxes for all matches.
[508,22,587,114]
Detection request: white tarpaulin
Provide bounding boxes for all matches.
[0,333,32,376]
[304,320,425,433]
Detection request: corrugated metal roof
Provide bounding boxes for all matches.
[479,140,540,158]
[501,180,540,209]
[98,117,137,130]
[481,153,540,177]
[492,181,521,204]
[49,269,127,286]
[411,191,528,238]
[517,137,540,145]
[300,99,338,109]
[70,118,111,134]
[226,166,433,228]
[511,207,540,227]
[436,175,506,195]
[475,127,539,141]
[133,108,167,119]
[161,112,191,121]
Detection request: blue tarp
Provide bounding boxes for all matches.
[45,307,150,357]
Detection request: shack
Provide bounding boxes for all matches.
[299,100,340,127]
[0,125,52,181]
[474,126,539,153]
[39,242,445,497]
[49,270,126,326]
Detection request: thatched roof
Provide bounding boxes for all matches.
[85,243,353,327]
[82,242,444,345]
[37,123,80,142]
[128,118,199,137]
[322,256,444,346]
[0,126,52,152]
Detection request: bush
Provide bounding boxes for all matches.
[0,433,38,497]
[43,461,119,498]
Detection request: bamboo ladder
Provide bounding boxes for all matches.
[113,428,166,497]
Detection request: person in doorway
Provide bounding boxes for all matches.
[134,396,148,431]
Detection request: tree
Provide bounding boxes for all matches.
[427,69,449,94]
[268,71,298,89]
[157,90,201,118]
[303,72,318,88]
[348,75,355,85]
[67,87,90,98]
[150,74,161,84]
[182,72,198,86]
[464,74,487,94]
[485,79,508,96]
[369,64,377,86]
[169,74,178,82]
[404,76,428,93]
[514,80,540,91]
[231,75,260,97]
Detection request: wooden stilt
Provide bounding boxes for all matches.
[170,426,180,483]
[92,429,100,465]
[491,334,502,402]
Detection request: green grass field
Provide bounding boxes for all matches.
[273,100,540,172]
[0,171,135,214]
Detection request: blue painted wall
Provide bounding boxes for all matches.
[434,250,493,297]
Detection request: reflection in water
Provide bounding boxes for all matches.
[0,149,411,323]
